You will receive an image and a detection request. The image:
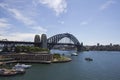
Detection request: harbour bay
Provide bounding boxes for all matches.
[1,51,120,80]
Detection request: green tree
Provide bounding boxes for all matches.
[53,54,61,59]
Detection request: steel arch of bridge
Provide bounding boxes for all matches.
[0,33,82,51]
[47,33,81,50]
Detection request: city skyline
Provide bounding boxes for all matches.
[0,0,120,45]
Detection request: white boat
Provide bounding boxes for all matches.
[14,63,32,69]
[71,52,78,56]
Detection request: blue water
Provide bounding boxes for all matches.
[0,51,120,80]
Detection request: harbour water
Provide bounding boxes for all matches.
[0,51,120,80]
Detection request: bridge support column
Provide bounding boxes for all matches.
[41,34,47,49]
[76,42,83,52]
[34,35,41,47]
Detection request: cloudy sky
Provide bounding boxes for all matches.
[0,0,120,45]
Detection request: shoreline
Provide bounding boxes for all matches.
[52,59,72,63]
[0,53,72,64]
[52,56,72,63]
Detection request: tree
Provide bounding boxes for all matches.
[53,54,61,59]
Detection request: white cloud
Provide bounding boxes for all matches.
[0,18,11,28]
[32,26,47,32]
[100,0,116,10]
[1,32,35,41]
[0,3,47,41]
[58,21,64,24]
[80,21,88,25]
[38,0,67,16]
[0,18,7,23]
[0,18,11,35]
[0,3,47,33]
[8,8,35,26]
[0,3,7,8]
[8,8,47,32]
[0,22,9,28]
[0,3,34,26]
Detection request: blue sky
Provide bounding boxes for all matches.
[0,0,120,45]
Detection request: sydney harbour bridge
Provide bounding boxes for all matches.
[0,33,82,51]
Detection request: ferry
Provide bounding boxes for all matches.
[14,63,32,69]
[71,52,78,56]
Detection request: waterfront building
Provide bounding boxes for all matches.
[2,53,53,63]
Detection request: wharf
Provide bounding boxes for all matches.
[2,53,53,64]
[0,60,17,65]
[17,60,51,64]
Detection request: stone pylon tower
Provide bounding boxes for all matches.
[34,35,40,47]
[41,34,47,49]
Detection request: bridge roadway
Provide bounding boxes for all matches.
[0,41,34,44]
[0,41,76,46]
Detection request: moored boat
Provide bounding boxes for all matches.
[0,69,17,76]
[13,67,26,74]
[85,57,93,61]
[71,53,78,56]
[14,63,31,69]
